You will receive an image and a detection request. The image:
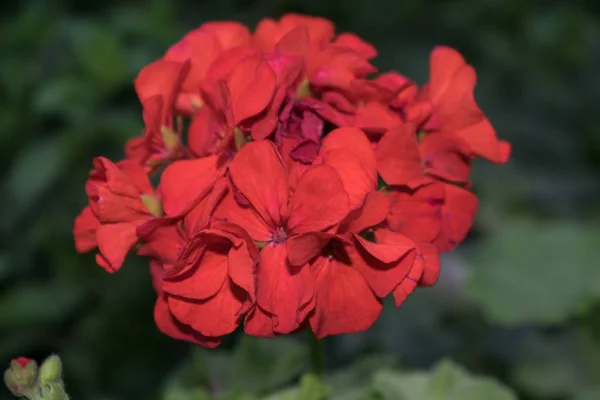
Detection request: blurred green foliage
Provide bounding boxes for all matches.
[1,0,599,399]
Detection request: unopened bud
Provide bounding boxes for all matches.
[161,126,180,153]
[296,79,313,99]
[4,357,38,396]
[40,382,70,400]
[233,128,246,151]
[39,355,62,384]
[141,194,164,217]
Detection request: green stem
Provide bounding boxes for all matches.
[307,330,324,377]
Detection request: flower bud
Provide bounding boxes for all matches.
[4,357,38,396]
[141,194,164,217]
[161,126,180,153]
[39,355,63,384]
[40,382,70,400]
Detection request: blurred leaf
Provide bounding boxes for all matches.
[328,355,397,400]
[165,336,308,399]
[163,386,212,400]
[466,221,600,325]
[231,336,307,394]
[68,20,127,89]
[298,374,328,400]
[373,360,517,400]
[0,282,86,328]
[573,387,600,400]
[2,137,65,230]
[262,388,300,400]
[33,77,96,117]
[512,331,595,398]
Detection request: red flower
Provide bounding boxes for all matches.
[285,128,419,337]
[74,14,512,344]
[75,157,163,272]
[164,22,252,114]
[419,46,511,163]
[386,181,478,254]
[221,140,350,334]
[126,60,190,170]
[376,123,472,188]
[151,223,258,346]
[187,53,277,157]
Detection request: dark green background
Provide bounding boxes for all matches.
[1,0,599,399]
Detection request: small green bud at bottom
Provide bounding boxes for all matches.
[39,355,62,384]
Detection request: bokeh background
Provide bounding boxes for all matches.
[1,0,600,399]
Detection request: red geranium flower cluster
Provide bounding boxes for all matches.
[74,14,510,346]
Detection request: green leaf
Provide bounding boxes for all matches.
[231,336,307,394]
[2,138,65,230]
[298,374,328,400]
[328,355,397,400]
[373,359,517,400]
[512,330,597,397]
[68,20,127,89]
[572,387,600,400]
[262,388,299,400]
[162,385,212,400]
[466,221,600,325]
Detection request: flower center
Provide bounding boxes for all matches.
[271,227,287,244]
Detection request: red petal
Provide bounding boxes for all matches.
[164,29,221,93]
[286,232,336,267]
[244,305,276,337]
[200,21,251,50]
[167,280,245,337]
[386,184,444,242]
[415,242,440,286]
[287,165,350,234]
[209,222,259,302]
[94,157,152,197]
[280,13,335,44]
[134,59,189,113]
[154,294,221,347]
[348,233,416,298]
[213,189,272,242]
[309,256,382,339]
[227,55,276,124]
[353,232,414,263]
[334,33,377,59]
[434,184,479,252]
[256,244,314,334]
[183,177,228,235]
[376,124,424,188]
[150,260,164,294]
[187,105,221,157]
[163,246,228,300]
[392,255,424,308]
[229,140,288,228]
[251,88,287,140]
[96,222,139,272]
[91,184,147,223]
[207,46,258,81]
[159,156,221,216]
[318,127,377,208]
[455,118,511,163]
[339,191,389,234]
[74,206,99,253]
[275,27,311,60]
[137,223,185,264]
[420,133,471,183]
[428,46,467,103]
[355,102,403,134]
